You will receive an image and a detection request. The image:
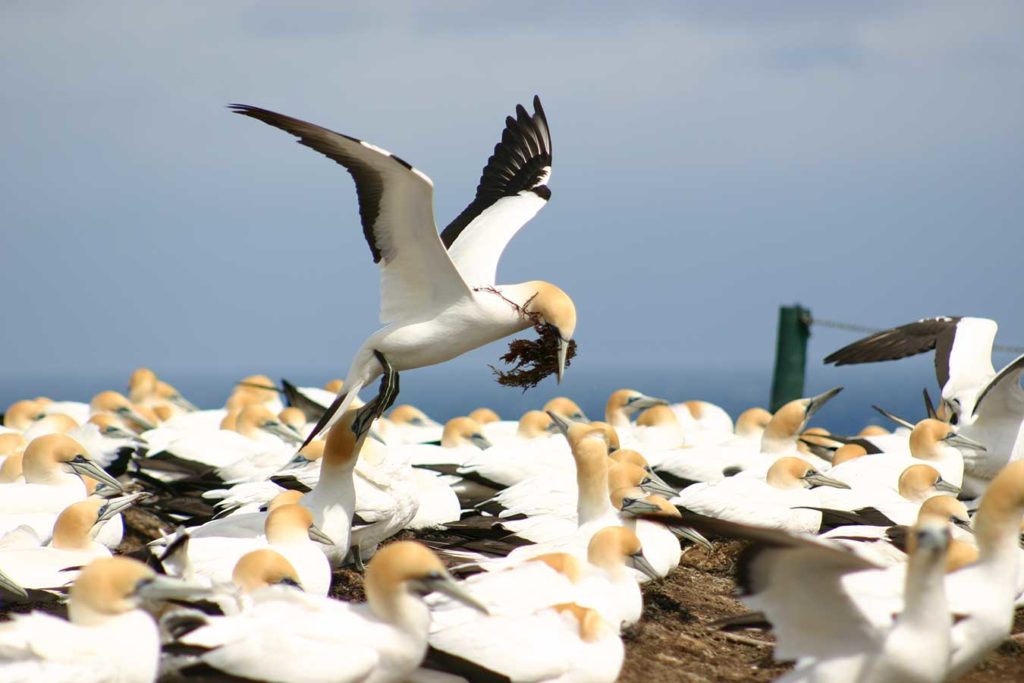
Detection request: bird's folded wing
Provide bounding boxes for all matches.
[230,105,471,323]
[442,96,553,287]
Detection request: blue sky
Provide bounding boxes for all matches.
[2,1,1022,422]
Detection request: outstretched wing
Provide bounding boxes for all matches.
[973,352,1024,418]
[824,317,962,388]
[441,96,553,287]
[230,105,471,323]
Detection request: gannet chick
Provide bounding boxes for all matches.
[176,541,485,683]
[0,556,207,682]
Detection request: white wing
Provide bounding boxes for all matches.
[441,96,553,287]
[231,105,472,324]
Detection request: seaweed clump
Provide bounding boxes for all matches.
[491,321,577,391]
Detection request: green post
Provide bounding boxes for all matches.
[770,304,811,412]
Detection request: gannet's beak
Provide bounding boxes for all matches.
[170,395,199,412]
[914,525,950,555]
[557,337,570,385]
[421,573,489,614]
[626,552,660,581]
[670,525,714,551]
[934,477,961,496]
[952,518,974,534]
[805,386,843,420]
[263,422,305,446]
[546,411,573,437]
[620,497,662,516]
[68,455,123,491]
[469,433,493,450]
[117,406,156,432]
[135,574,212,602]
[644,467,675,492]
[97,493,146,522]
[0,567,27,599]
[639,476,678,499]
[630,395,669,412]
[307,524,334,546]
[368,429,387,444]
[803,471,851,490]
[944,432,986,452]
[278,454,312,473]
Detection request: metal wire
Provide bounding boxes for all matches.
[810,317,1024,355]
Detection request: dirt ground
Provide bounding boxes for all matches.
[2,510,1021,682]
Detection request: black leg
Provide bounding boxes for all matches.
[352,351,401,438]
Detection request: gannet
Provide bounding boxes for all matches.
[189,401,380,567]
[426,602,623,683]
[89,391,156,432]
[2,399,47,431]
[825,418,977,491]
[649,387,842,484]
[672,456,851,532]
[176,503,333,595]
[172,542,486,683]
[0,494,139,590]
[0,556,207,682]
[0,434,122,537]
[824,317,1024,493]
[430,526,656,632]
[230,96,576,445]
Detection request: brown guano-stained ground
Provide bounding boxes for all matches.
[3,514,1022,682]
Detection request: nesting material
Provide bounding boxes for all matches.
[491,321,577,390]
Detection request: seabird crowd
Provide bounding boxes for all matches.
[1,97,1022,683]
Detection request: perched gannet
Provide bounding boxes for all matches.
[672,457,850,532]
[231,97,575,446]
[190,404,375,567]
[668,399,735,443]
[603,389,668,430]
[0,556,207,682]
[20,412,79,442]
[650,388,842,485]
[174,542,486,683]
[403,417,492,469]
[89,391,156,432]
[385,404,445,444]
[177,503,333,595]
[431,526,656,632]
[820,495,974,567]
[2,399,47,431]
[0,494,139,589]
[469,407,500,424]
[825,418,977,491]
[544,397,589,423]
[427,601,623,683]
[0,434,122,537]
